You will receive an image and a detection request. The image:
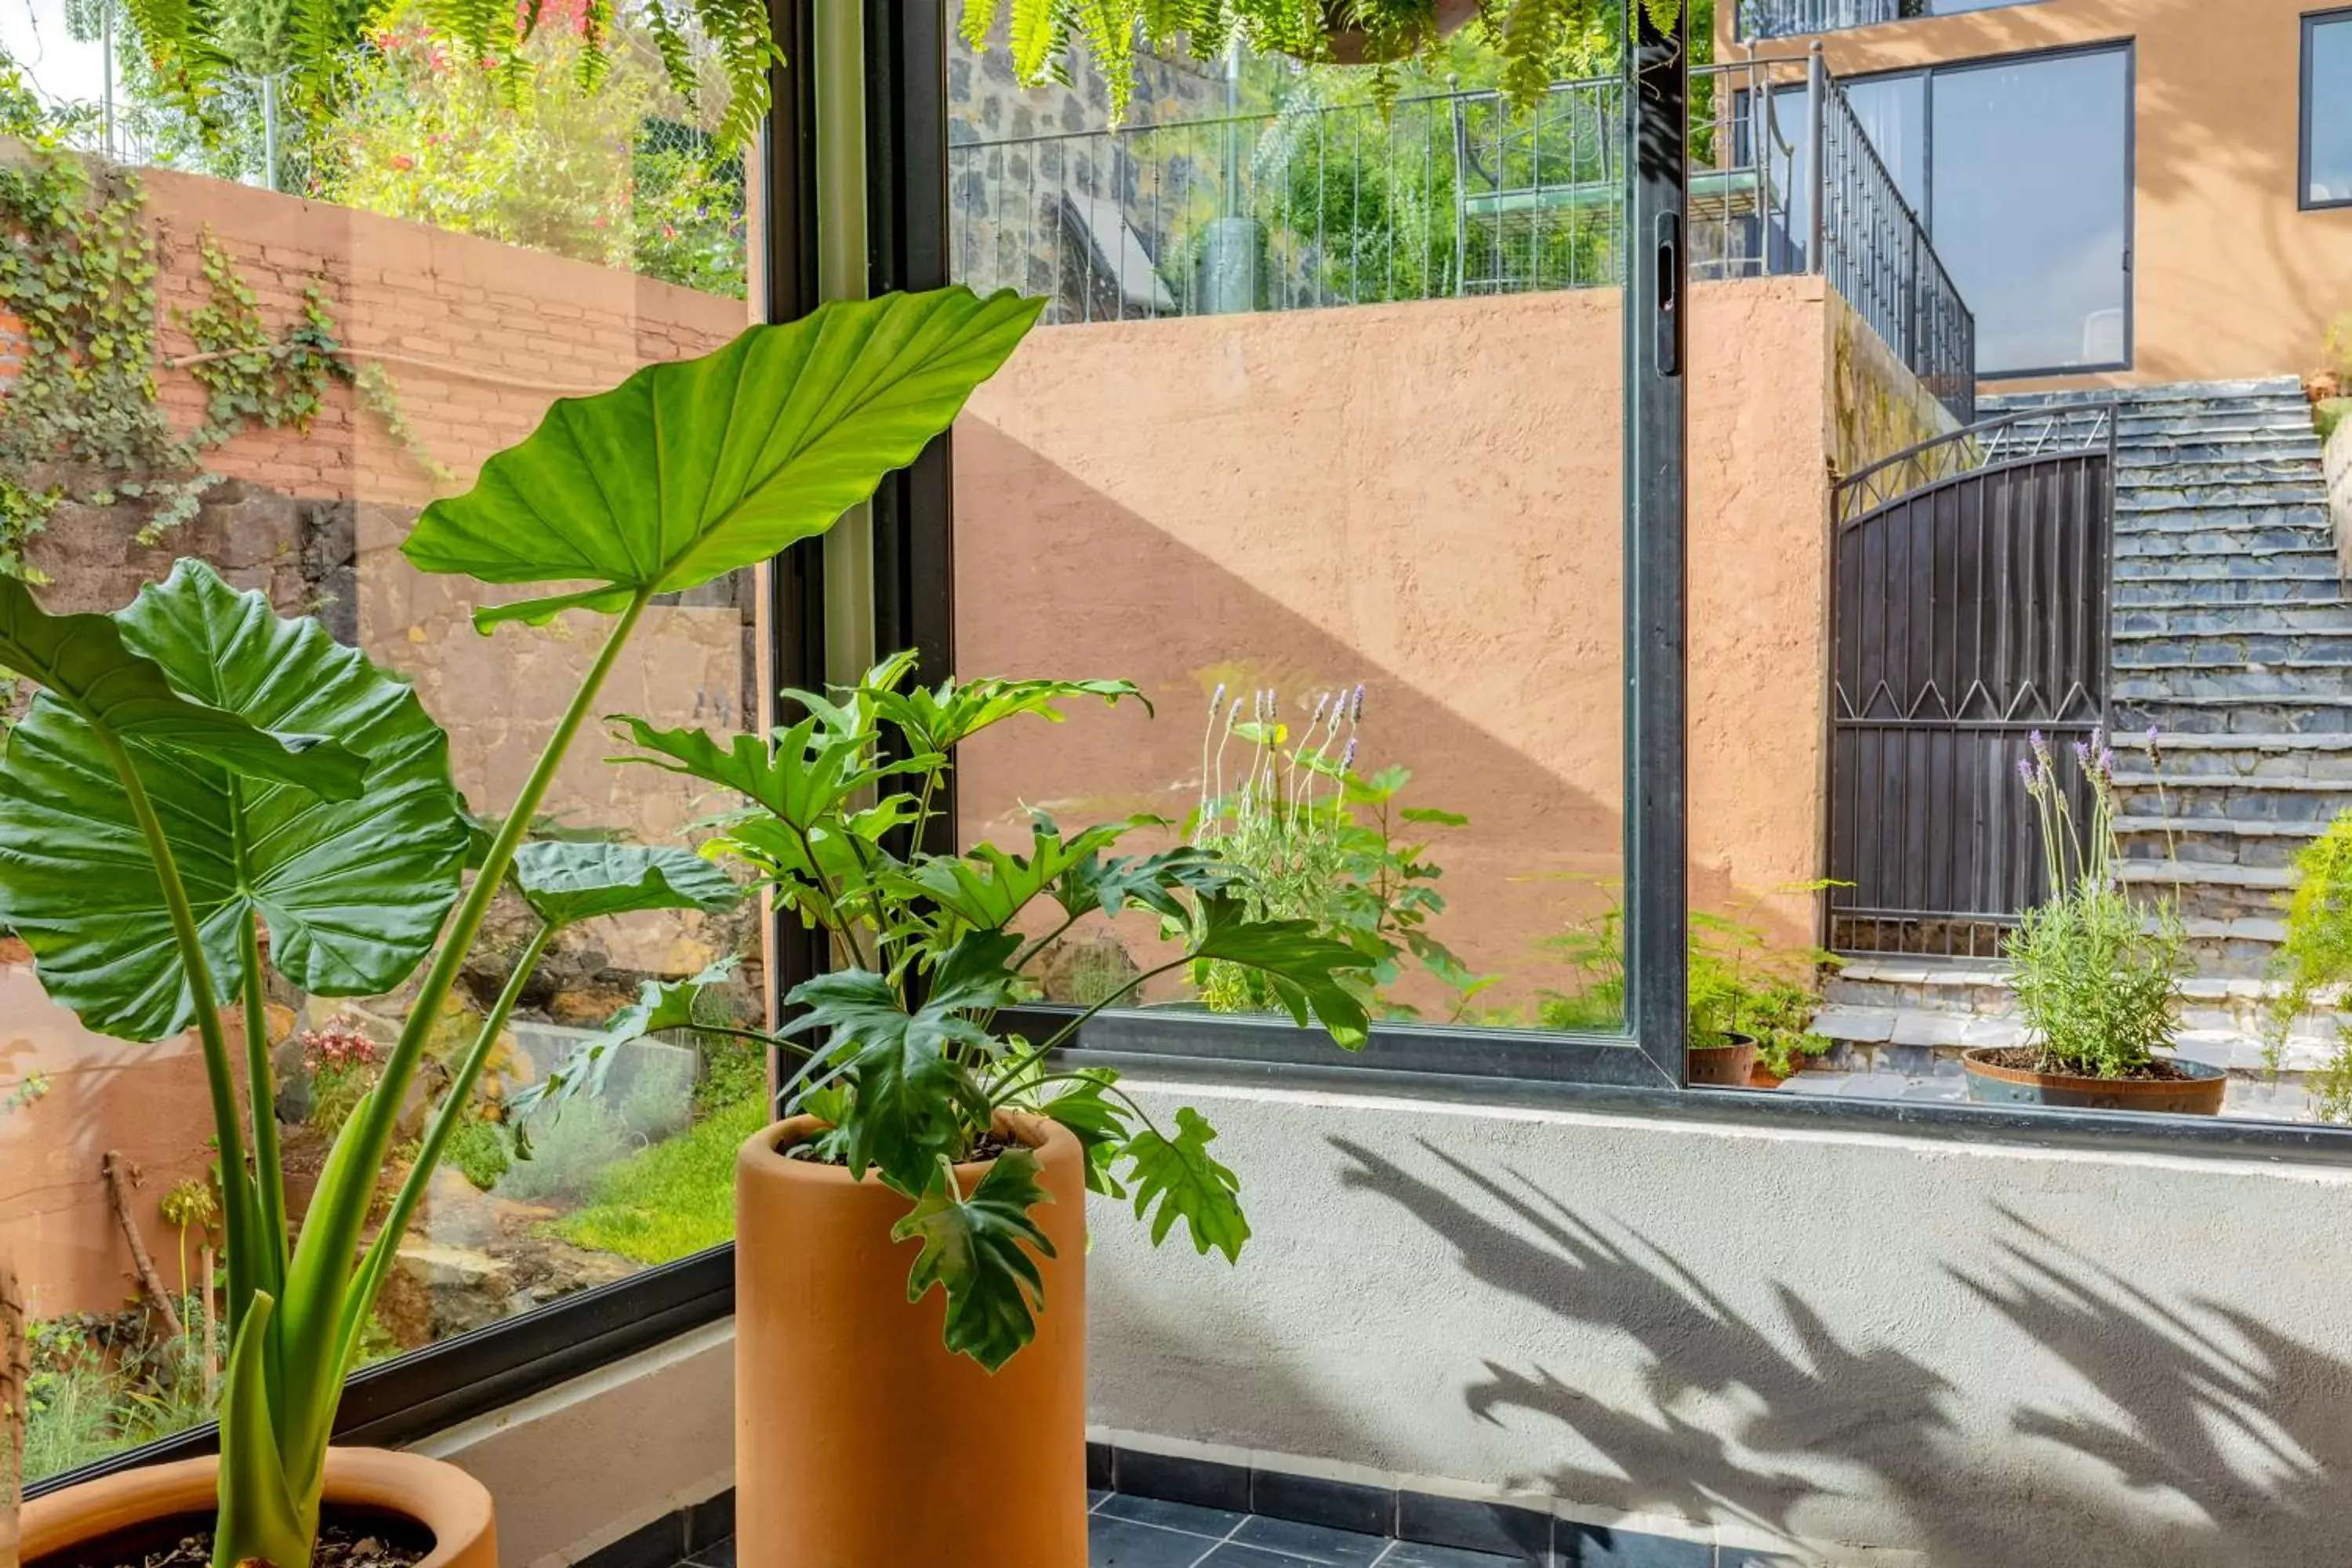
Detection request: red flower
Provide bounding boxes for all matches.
[388,154,415,170]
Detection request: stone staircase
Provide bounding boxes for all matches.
[1809,379,2351,1108]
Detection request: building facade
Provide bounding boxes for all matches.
[1726,0,2352,387]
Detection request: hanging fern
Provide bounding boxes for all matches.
[960,0,1685,120]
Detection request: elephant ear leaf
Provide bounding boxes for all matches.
[402,287,1046,629]
[893,1149,1056,1371]
[512,840,741,927]
[0,561,469,1040]
[0,573,362,795]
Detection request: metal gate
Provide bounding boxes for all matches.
[1826,405,2116,956]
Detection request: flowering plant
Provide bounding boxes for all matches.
[2005,726,2186,1080]
[296,1016,383,1137]
[1192,681,1489,1020]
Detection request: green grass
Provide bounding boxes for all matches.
[550,1093,767,1264]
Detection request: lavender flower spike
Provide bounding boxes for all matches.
[1341,737,1359,772]
[1351,683,1366,723]
[2029,728,2050,761]
[2098,748,2117,778]
[1210,681,1227,715]
[2016,756,2037,789]
[2072,739,2092,768]
[2143,724,2163,768]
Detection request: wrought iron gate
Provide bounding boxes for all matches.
[1826,405,2117,956]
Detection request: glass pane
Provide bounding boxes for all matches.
[2310,18,2352,205]
[1846,74,1925,212]
[946,25,1628,1040]
[1928,48,2130,374]
[1,7,759,1483]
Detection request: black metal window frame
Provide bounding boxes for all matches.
[32,0,2352,1513]
[2302,7,2352,212]
[1815,37,2137,381]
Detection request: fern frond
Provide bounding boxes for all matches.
[1008,0,1060,82]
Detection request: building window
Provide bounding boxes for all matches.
[2304,9,2352,208]
[1739,0,2044,43]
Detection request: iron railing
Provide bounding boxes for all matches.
[1825,404,2118,956]
[1809,51,1974,424]
[1737,0,1907,40]
[949,54,1976,422]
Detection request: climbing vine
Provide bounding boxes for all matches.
[0,127,440,569]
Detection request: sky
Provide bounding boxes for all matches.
[2,0,114,113]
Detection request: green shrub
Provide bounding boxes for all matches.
[552,1094,766,1264]
[2270,811,2352,1116]
[498,1099,633,1206]
[444,1116,512,1192]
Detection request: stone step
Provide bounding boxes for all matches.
[2132,732,2352,779]
[2118,412,2318,442]
[2117,822,2318,874]
[2113,529,2332,561]
[2114,630,2352,666]
[2112,771,2352,822]
[2113,503,2330,532]
[2114,434,2324,464]
[2180,914,2292,975]
[1985,376,2305,407]
[2117,694,2352,735]
[2113,553,2343,583]
[2118,669,2352,702]
[2117,585,2352,615]
[1828,953,2345,1025]
[2117,483,2328,510]
[2115,458,2324,488]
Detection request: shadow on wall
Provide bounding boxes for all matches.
[1334,1138,2352,1567]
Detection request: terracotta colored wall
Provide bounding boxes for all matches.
[0,951,227,1318]
[951,281,1838,1011]
[1728,0,2352,387]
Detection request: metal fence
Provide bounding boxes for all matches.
[1826,404,2118,956]
[949,55,1976,423]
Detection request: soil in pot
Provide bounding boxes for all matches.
[34,1512,432,1568]
[1688,1033,1760,1087]
[1961,1047,2227,1116]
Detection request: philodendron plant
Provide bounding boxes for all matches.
[521,652,1379,1370]
[0,285,1040,1568]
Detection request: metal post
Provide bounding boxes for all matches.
[1807,41,1827,274]
[1624,0,1690,1084]
[261,74,280,192]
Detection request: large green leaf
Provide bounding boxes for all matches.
[1187,891,1377,1048]
[1055,842,1244,924]
[0,574,363,796]
[782,931,1018,1192]
[1039,1069,1134,1198]
[898,815,1142,934]
[512,840,741,928]
[893,1147,1057,1371]
[873,675,1148,756]
[609,713,914,834]
[402,289,1046,627]
[1124,1105,1250,1262]
[212,1290,313,1568]
[0,562,469,1040]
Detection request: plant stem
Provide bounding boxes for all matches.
[236,901,288,1285]
[95,728,255,1348]
[986,957,1190,1105]
[347,919,557,1335]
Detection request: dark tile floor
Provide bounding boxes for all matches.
[673,1497,1524,1568]
[1087,1493,1522,1567]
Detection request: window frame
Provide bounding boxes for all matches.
[2303,7,2352,212]
[1830,38,2137,380]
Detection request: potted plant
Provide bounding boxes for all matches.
[1539,890,1835,1088]
[1962,730,2220,1115]
[513,653,1377,1568]
[9,284,1036,1568]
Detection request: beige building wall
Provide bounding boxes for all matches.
[1729,0,2352,388]
[951,280,1881,1008]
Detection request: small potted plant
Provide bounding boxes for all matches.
[517,655,1377,1568]
[10,285,1033,1568]
[1962,730,2220,1115]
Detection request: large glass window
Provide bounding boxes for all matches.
[1,2,758,1483]
[1928,48,2130,376]
[2305,9,2352,207]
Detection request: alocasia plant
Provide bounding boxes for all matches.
[526,651,1380,1370]
[0,284,1040,1568]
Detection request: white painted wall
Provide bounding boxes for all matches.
[1087,1080,2352,1568]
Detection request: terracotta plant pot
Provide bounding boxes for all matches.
[22,1449,495,1568]
[1323,0,1481,64]
[735,1112,1087,1568]
[1687,1032,1760,1087]
[1960,1048,2227,1116]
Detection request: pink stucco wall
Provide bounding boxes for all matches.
[951,281,1842,1015]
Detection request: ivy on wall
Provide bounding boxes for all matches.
[0,137,439,575]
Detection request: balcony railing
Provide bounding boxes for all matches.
[1737,0,1908,40]
[949,56,1976,423]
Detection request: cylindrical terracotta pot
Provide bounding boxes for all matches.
[736,1112,1087,1568]
[1688,1032,1761,1087]
[1961,1048,2227,1116]
[1324,0,1481,64]
[23,1449,495,1568]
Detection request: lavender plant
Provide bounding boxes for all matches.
[1190,681,1491,1020]
[2005,727,2187,1079]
